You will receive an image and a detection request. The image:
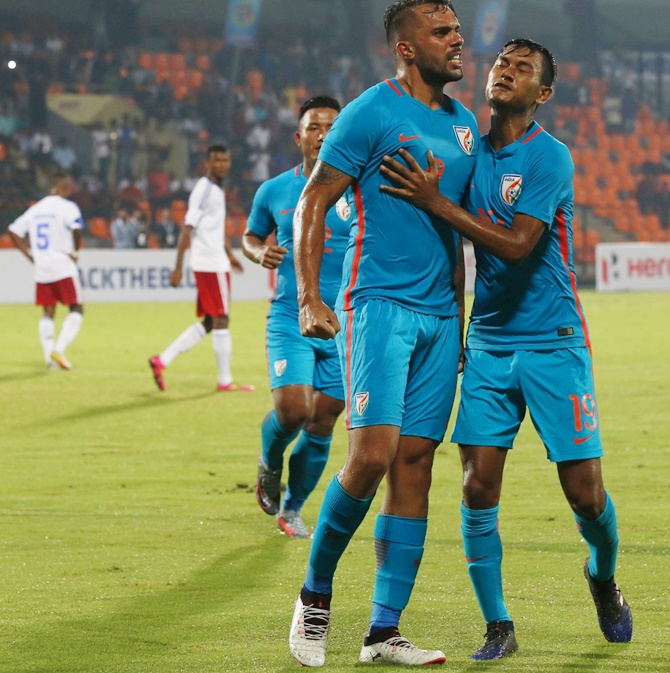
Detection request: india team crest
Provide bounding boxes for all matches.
[501,174,523,206]
[453,126,474,155]
[354,392,369,415]
[335,196,351,221]
[273,359,287,377]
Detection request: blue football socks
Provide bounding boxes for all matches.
[370,514,427,633]
[261,410,299,470]
[283,431,332,512]
[304,476,373,595]
[575,492,619,581]
[461,502,511,624]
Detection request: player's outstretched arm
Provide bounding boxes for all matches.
[294,159,352,340]
[381,148,544,265]
[170,225,192,286]
[242,228,288,270]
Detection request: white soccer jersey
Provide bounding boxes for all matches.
[8,195,83,283]
[184,176,230,273]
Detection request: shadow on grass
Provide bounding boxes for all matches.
[0,370,49,385]
[5,539,286,673]
[21,391,215,427]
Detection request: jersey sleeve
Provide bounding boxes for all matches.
[246,180,276,238]
[513,143,574,228]
[8,213,29,238]
[68,203,85,231]
[318,94,382,179]
[184,178,210,229]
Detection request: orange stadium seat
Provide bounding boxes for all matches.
[148,233,160,249]
[138,200,152,221]
[169,53,186,70]
[171,199,187,224]
[138,52,154,69]
[173,84,189,100]
[0,234,14,249]
[171,70,188,88]
[90,217,111,238]
[188,70,203,89]
[196,54,210,71]
[155,69,171,85]
[154,53,170,70]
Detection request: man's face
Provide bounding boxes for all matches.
[486,46,551,111]
[208,151,231,181]
[295,107,338,164]
[405,5,465,85]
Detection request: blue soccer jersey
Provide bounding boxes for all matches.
[247,164,352,317]
[465,122,590,350]
[319,78,478,317]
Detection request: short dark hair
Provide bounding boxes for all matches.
[51,169,71,185]
[384,1,455,45]
[207,143,228,156]
[298,95,341,121]
[500,38,557,87]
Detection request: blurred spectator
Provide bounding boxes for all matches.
[131,117,149,179]
[116,113,136,182]
[110,206,140,248]
[0,102,22,138]
[152,207,180,248]
[52,137,78,172]
[621,86,638,135]
[91,121,111,184]
[30,127,53,165]
[602,91,623,133]
[133,207,151,248]
[118,178,144,209]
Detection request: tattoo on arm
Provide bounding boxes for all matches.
[311,162,348,186]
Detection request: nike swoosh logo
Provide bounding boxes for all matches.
[280,208,295,215]
[398,133,421,142]
[574,434,595,445]
[465,554,489,563]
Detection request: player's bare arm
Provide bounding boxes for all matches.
[242,228,288,270]
[71,229,82,262]
[170,225,192,286]
[454,237,465,372]
[294,159,352,340]
[381,148,545,264]
[8,231,34,263]
[225,241,244,273]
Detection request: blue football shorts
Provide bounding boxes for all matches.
[336,299,460,441]
[451,347,604,462]
[266,311,344,400]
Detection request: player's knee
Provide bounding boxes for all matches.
[566,489,606,520]
[346,447,392,482]
[462,473,501,509]
[276,406,310,432]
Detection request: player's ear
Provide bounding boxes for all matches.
[396,39,415,61]
[535,85,553,107]
[294,130,301,147]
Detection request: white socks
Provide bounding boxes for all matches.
[54,311,83,356]
[160,322,207,367]
[212,328,232,386]
[39,316,55,364]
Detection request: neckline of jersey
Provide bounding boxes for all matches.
[486,121,542,157]
[385,78,455,115]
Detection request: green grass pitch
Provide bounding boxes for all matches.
[0,292,668,672]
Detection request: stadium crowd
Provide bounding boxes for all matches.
[1,8,670,255]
